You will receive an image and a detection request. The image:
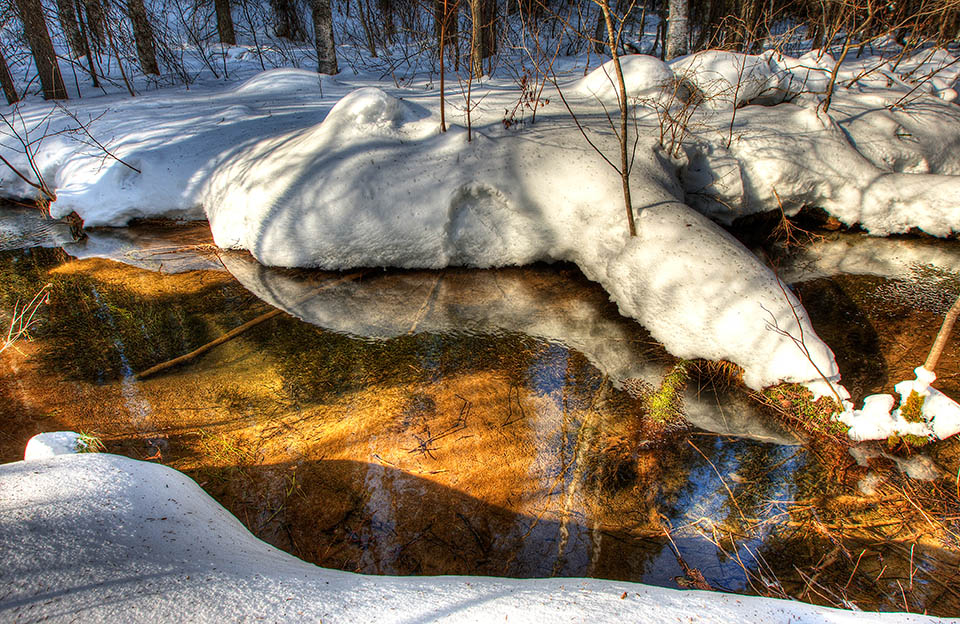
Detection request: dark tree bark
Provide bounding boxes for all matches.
[433,0,458,67]
[0,48,19,104]
[469,0,496,76]
[271,0,307,40]
[125,0,159,74]
[214,0,237,45]
[82,0,106,51]
[55,0,87,58]
[75,0,101,87]
[356,0,379,57]
[15,0,69,99]
[376,0,396,44]
[311,0,338,74]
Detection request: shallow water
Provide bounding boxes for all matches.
[1,220,959,615]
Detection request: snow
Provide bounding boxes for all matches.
[0,451,946,623]
[1,45,959,395]
[578,54,674,100]
[838,368,960,442]
[23,431,86,460]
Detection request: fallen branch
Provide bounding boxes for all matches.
[135,271,364,379]
[924,292,960,373]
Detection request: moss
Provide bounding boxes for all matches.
[886,432,931,450]
[644,361,689,424]
[900,390,925,423]
[760,383,848,438]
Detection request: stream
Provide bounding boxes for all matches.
[1,208,959,616]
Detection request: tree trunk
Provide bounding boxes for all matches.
[469,0,494,76]
[271,0,307,40]
[15,0,69,99]
[479,0,496,61]
[75,0,101,88]
[593,5,606,53]
[377,0,396,44]
[214,0,237,45]
[126,0,160,74]
[0,49,19,104]
[433,0,458,65]
[82,0,106,52]
[356,0,378,57]
[665,0,688,60]
[55,0,87,58]
[311,0,338,74]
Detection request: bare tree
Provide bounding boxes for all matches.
[55,0,88,59]
[311,0,338,74]
[0,48,19,104]
[82,0,106,52]
[15,0,69,99]
[469,0,496,77]
[271,0,307,40]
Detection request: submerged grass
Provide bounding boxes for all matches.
[247,315,568,405]
[40,273,216,381]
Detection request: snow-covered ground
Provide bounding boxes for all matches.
[0,447,949,623]
[3,18,960,619]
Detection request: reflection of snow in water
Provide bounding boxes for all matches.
[650,437,801,591]
[511,343,594,578]
[90,286,152,430]
[359,448,398,574]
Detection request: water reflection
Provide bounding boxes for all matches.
[1,221,958,615]
[220,252,796,444]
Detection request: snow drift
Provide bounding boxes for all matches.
[0,451,944,623]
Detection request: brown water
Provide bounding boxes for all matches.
[2,215,959,616]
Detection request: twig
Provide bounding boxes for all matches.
[687,439,746,522]
[136,271,364,379]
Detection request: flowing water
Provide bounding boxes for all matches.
[2,209,959,616]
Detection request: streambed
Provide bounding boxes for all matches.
[1,212,959,616]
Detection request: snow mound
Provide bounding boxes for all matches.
[23,432,86,460]
[231,67,327,95]
[0,453,942,623]
[669,51,782,109]
[686,100,960,236]
[204,86,839,390]
[578,55,674,100]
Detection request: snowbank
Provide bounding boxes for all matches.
[4,47,960,391]
[202,85,838,389]
[0,452,943,623]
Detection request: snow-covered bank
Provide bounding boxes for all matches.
[0,451,946,623]
[3,48,960,391]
